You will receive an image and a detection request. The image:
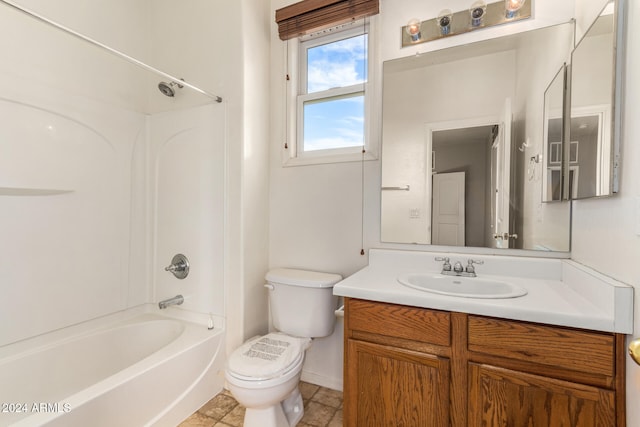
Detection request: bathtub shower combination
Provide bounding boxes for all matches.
[0,312,225,427]
[0,1,226,426]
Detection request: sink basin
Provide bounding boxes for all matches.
[397,273,528,299]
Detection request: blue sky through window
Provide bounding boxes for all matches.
[303,33,367,152]
[307,34,368,93]
[303,94,364,151]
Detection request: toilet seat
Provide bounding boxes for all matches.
[227,333,310,382]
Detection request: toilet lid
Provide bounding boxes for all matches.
[228,333,310,381]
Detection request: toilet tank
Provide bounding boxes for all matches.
[266,268,342,338]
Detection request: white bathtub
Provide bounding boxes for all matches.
[0,309,225,427]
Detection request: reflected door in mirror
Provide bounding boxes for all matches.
[432,172,465,246]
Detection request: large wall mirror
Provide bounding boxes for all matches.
[381,0,624,251]
[381,22,575,251]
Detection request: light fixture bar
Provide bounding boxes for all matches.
[401,0,532,48]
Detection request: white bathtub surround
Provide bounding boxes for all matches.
[0,73,225,348]
[333,249,633,334]
[0,305,225,427]
[0,82,143,348]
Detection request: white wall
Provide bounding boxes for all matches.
[571,0,640,418]
[237,0,272,346]
[10,0,150,62]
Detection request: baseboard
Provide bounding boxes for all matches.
[301,370,343,392]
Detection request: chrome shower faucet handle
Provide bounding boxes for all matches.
[165,253,190,279]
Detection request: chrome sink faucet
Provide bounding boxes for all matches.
[435,257,483,277]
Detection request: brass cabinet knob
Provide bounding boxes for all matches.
[630,338,640,366]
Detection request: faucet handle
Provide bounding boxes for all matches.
[435,256,452,271]
[466,259,484,273]
[165,254,190,279]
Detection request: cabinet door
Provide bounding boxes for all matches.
[345,339,450,427]
[469,363,616,427]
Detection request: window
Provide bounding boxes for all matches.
[284,20,379,166]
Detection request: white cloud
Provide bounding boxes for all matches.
[305,135,363,151]
[305,123,364,151]
[307,34,367,93]
[320,36,367,59]
[308,62,361,92]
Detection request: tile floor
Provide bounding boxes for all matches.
[179,382,343,427]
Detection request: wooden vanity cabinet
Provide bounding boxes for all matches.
[344,298,453,426]
[346,339,450,425]
[344,298,626,427]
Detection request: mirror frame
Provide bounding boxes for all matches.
[542,64,568,203]
[565,0,625,200]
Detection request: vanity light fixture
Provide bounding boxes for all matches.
[505,0,527,19]
[436,9,453,35]
[405,18,422,41]
[401,0,532,47]
[470,1,487,27]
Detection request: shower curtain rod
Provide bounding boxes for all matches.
[0,0,223,103]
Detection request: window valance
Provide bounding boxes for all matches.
[275,0,379,40]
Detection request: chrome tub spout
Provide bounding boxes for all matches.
[158,295,184,309]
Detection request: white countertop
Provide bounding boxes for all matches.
[333,249,634,334]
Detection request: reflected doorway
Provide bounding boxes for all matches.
[431,124,497,247]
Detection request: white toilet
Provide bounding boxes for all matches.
[225,268,342,427]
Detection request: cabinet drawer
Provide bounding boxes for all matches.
[468,316,615,377]
[346,298,451,346]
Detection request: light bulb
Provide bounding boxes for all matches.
[436,9,452,35]
[505,0,526,18]
[406,18,421,42]
[470,1,487,27]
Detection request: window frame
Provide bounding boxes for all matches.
[297,85,366,157]
[283,17,380,167]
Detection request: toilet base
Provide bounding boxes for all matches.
[282,387,304,426]
[242,387,304,427]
